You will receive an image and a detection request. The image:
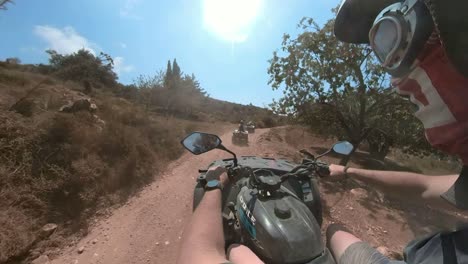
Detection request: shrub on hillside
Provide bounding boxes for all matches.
[5,57,21,64]
[34,64,54,75]
[46,49,117,88]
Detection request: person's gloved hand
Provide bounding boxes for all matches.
[316,165,331,177]
[205,166,229,187]
[322,164,348,181]
[314,161,330,177]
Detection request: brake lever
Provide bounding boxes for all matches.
[299,149,315,160]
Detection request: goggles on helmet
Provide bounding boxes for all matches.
[369,0,434,77]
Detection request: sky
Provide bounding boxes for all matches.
[0,0,341,107]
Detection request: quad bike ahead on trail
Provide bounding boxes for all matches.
[246,122,255,134]
[232,129,248,145]
[181,132,354,264]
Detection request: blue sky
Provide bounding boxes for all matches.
[0,0,340,107]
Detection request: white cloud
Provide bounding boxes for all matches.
[113,56,135,75]
[34,25,96,55]
[120,0,143,20]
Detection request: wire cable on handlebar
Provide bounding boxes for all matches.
[246,160,328,183]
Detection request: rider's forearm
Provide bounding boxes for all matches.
[346,168,458,205]
[347,168,427,193]
[177,190,227,264]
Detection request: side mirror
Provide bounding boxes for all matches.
[332,141,354,155]
[181,132,222,155]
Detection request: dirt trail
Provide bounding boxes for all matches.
[51,128,270,264]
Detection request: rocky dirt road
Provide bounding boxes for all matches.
[51,128,271,264]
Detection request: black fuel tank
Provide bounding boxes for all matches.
[237,186,324,264]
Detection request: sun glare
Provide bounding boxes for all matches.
[203,0,262,43]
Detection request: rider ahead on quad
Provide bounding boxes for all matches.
[232,120,248,145]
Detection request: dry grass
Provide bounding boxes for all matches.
[283,125,335,149]
[0,70,31,87]
[0,208,38,262]
[388,149,461,175]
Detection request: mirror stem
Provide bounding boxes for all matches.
[218,144,238,166]
[315,149,331,159]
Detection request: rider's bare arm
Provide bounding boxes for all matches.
[330,165,459,210]
[177,189,228,264]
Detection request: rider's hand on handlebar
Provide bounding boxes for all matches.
[323,164,347,181]
[205,166,229,186]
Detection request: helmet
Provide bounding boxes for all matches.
[334,0,468,77]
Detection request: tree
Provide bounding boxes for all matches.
[163,58,182,90]
[172,59,181,82]
[46,49,117,88]
[134,71,165,110]
[164,60,172,88]
[268,16,431,163]
[134,65,208,119]
[5,57,20,64]
[163,73,207,118]
[0,0,13,10]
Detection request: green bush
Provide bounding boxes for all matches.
[46,49,117,88]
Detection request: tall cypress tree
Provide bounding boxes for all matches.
[172,59,181,80]
[164,60,172,88]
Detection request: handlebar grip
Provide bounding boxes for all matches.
[198,169,208,173]
[317,164,330,177]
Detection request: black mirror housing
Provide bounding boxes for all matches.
[181,132,222,155]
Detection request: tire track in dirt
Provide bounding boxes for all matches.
[51,128,270,264]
